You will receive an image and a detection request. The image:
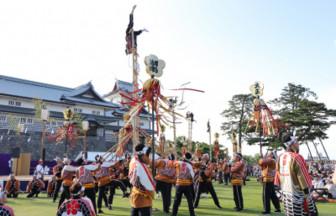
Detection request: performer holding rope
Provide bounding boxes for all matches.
[258,152,281,214]
[129,144,155,216]
[193,153,222,209]
[58,158,76,208]
[154,153,176,214]
[230,152,245,211]
[77,159,99,214]
[171,152,195,216]
[52,157,64,202]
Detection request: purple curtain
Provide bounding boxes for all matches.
[0,154,11,175]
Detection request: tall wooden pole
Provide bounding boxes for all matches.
[151,79,155,177]
[40,121,46,161]
[131,21,140,151]
[83,130,87,160]
[173,111,176,147]
[312,142,322,161]
[208,121,212,160]
[305,141,314,161]
[318,137,330,161]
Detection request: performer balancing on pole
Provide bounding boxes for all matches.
[230,152,245,211]
[258,152,281,215]
[154,153,176,214]
[193,153,222,209]
[125,5,148,55]
[275,133,318,216]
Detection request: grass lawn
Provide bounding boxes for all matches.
[6,179,336,216]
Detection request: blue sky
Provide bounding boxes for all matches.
[0,0,335,158]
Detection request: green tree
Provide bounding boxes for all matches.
[273,83,336,147]
[221,94,253,152]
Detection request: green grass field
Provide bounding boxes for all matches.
[6,180,336,216]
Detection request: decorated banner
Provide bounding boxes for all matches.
[213,132,220,159]
[247,82,278,136]
[231,131,238,154]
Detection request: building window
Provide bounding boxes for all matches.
[26,118,33,124]
[0,115,6,122]
[105,130,117,142]
[20,117,26,124]
[74,108,82,113]
[92,110,101,115]
[97,128,104,137]
[8,100,21,107]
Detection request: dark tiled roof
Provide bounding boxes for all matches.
[0,75,119,108]
[103,79,134,98]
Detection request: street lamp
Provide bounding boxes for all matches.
[82,120,89,160]
[41,108,49,162]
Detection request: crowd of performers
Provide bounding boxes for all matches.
[1,134,335,216]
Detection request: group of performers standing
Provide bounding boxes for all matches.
[1,131,321,216]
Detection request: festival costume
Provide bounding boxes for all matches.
[171,160,195,216]
[78,164,99,214]
[129,155,155,216]
[231,160,245,211]
[155,159,176,213]
[26,178,45,198]
[57,195,96,216]
[0,190,14,216]
[275,152,318,216]
[47,177,56,197]
[108,164,128,210]
[0,204,15,216]
[258,158,280,213]
[194,161,221,209]
[5,179,20,198]
[53,163,64,202]
[222,161,231,185]
[59,165,76,208]
[95,163,112,211]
